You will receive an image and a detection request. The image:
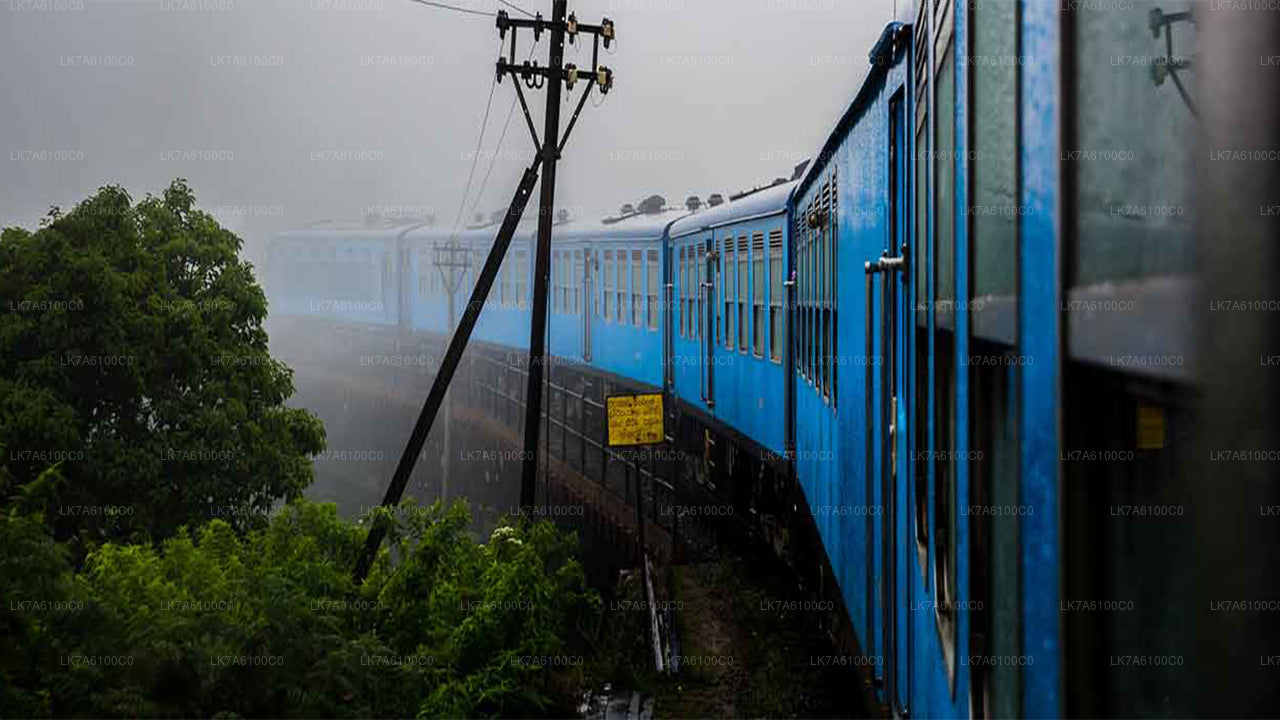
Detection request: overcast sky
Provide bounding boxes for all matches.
[1,0,895,248]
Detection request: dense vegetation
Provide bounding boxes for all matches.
[1,475,599,718]
[0,181,324,543]
[0,183,600,718]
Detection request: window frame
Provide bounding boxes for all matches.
[604,249,615,321]
[630,250,643,327]
[769,229,784,363]
[647,249,659,331]
[723,237,735,350]
[752,232,766,358]
[737,235,749,354]
[515,248,529,308]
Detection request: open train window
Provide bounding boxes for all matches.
[724,237,735,350]
[769,230,784,363]
[748,234,761,358]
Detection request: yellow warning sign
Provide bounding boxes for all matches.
[1137,402,1165,450]
[606,393,664,447]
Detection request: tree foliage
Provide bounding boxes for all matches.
[1,483,600,718]
[0,181,325,543]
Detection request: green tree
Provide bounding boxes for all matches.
[0,180,324,543]
[0,494,599,718]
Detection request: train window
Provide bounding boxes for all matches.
[737,236,749,353]
[934,34,959,656]
[797,213,807,382]
[828,178,834,397]
[752,233,765,358]
[913,20,931,565]
[697,245,707,340]
[564,251,572,313]
[604,250,614,321]
[500,254,511,307]
[516,249,529,308]
[561,251,570,313]
[684,246,693,339]
[831,170,838,405]
[769,230,783,363]
[550,249,560,311]
[647,249,659,331]
[1071,0,1195,287]
[678,247,686,337]
[723,237,735,350]
[574,250,584,314]
[971,0,1018,341]
[617,251,628,325]
[691,246,700,339]
[716,239,727,343]
[631,250,643,326]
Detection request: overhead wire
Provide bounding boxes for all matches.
[406,0,495,17]
[498,0,534,17]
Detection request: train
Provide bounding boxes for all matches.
[266,1,1280,717]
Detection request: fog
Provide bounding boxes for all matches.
[1,0,894,257]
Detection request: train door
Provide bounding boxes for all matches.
[700,236,715,406]
[865,90,911,714]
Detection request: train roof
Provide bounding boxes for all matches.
[398,206,689,247]
[667,180,795,240]
[794,21,905,203]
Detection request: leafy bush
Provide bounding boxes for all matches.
[0,482,599,718]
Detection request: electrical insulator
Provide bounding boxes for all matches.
[601,17,615,48]
[566,13,578,44]
[533,12,543,41]
[597,65,613,94]
[565,63,578,90]
[496,9,509,38]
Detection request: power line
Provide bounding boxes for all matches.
[406,0,494,18]
[498,0,534,17]
[449,76,499,241]
[464,37,539,225]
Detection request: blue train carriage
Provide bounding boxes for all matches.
[402,222,533,347]
[267,227,405,328]
[563,202,683,389]
[789,16,916,717]
[805,0,1202,716]
[667,183,793,458]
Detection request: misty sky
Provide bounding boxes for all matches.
[1,0,895,249]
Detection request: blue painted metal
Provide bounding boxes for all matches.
[668,184,792,455]
[1019,0,1063,717]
